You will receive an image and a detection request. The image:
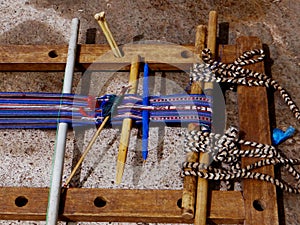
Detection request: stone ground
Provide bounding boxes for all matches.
[0,0,299,224]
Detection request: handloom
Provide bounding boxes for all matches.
[1,48,299,193]
[0,10,298,225]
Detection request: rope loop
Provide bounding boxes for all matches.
[182,126,300,193]
[190,48,300,121]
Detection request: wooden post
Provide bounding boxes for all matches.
[181,25,206,219]
[194,11,217,225]
[116,55,140,184]
[237,36,279,225]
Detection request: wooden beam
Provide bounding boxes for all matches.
[0,44,236,72]
[237,36,279,225]
[0,187,245,224]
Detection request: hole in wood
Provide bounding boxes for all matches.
[48,50,58,58]
[181,50,192,59]
[94,196,107,208]
[15,196,28,207]
[253,199,265,211]
[177,198,182,209]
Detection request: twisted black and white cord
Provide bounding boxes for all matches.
[182,127,300,193]
[190,48,300,121]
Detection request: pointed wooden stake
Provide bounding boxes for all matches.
[116,55,140,184]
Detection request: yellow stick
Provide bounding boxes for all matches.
[194,10,217,225]
[64,115,110,187]
[116,55,140,184]
[94,11,122,58]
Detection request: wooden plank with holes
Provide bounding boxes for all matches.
[0,187,245,224]
[0,44,235,72]
[237,36,279,225]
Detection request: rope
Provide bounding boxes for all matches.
[183,49,300,193]
[190,48,300,121]
[182,127,300,193]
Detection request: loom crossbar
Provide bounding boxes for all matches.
[0,44,236,72]
[0,187,245,224]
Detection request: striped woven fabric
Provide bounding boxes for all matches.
[112,94,212,127]
[0,92,212,129]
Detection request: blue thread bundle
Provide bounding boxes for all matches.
[272,126,295,145]
[0,91,213,130]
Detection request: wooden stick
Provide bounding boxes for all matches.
[94,11,122,58]
[194,11,218,225]
[207,11,218,59]
[194,25,207,59]
[64,115,110,187]
[181,25,206,219]
[116,55,140,184]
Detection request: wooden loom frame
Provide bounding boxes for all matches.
[0,14,280,225]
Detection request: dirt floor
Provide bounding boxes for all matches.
[0,0,299,224]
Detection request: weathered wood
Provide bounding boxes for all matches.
[0,187,245,224]
[182,24,206,220]
[237,36,279,225]
[0,44,235,72]
[194,11,218,225]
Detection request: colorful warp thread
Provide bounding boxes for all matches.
[182,48,300,193]
[0,92,114,129]
[0,92,212,129]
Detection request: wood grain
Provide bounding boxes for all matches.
[194,11,218,225]
[0,187,245,224]
[0,44,235,72]
[236,36,279,225]
[181,24,206,220]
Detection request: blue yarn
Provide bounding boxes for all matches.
[0,91,213,130]
[272,126,295,145]
[142,63,150,161]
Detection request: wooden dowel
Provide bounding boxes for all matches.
[94,11,122,58]
[116,55,140,184]
[181,25,207,219]
[207,11,218,59]
[64,115,110,187]
[194,11,218,225]
[195,25,207,59]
